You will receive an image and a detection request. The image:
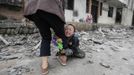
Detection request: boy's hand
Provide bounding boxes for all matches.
[60,49,65,54]
[56,49,65,56]
[64,48,73,56]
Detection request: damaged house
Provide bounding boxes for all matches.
[97,0,134,26]
[65,0,134,26]
[0,0,23,21]
[0,0,134,26]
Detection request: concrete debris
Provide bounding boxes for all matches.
[32,40,41,50]
[110,46,119,52]
[89,39,104,45]
[99,62,110,68]
[0,25,134,75]
[88,60,94,64]
[2,56,18,60]
[0,35,9,45]
[122,58,128,61]
[8,66,31,75]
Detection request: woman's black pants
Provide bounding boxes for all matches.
[25,10,67,56]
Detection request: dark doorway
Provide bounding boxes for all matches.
[86,0,90,13]
[115,8,122,24]
[66,0,74,10]
[91,0,98,23]
[132,11,134,26]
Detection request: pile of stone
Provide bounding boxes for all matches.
[0,21,38,35]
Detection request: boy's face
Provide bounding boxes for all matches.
[65,25,75,37]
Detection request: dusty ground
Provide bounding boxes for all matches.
[0,25,134,75]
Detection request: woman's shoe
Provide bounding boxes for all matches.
[41,57,49,75]
[57,55,67,66]
[41,66,48,75]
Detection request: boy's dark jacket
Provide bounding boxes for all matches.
[67,35,79,53]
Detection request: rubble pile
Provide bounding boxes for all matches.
[0,25,134,75]
[0,22,38,34]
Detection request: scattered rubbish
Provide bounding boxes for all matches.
[0,25,134,75]
[130,73,134,75]
[122,58,128,61]
[88,60,94,64]
[100,62,110,68]
[0,35,10,45]
[110,46,119,52]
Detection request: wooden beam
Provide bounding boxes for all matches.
[89,0,92,14]
[0,35,9,45]
[22,0,25,12]
[32,41,41,50]
[98,1,101,17]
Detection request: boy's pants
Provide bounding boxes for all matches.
[25,10,67,56]
[65,47,85,58]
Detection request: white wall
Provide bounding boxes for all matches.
[65,10,73,22]
[74,0,87,21]
[127,0,134,10]
[65,0,134,25]
[119,0,128,5]
[65,0,87,22]
[98,3,116,24]
[121,8,133,26]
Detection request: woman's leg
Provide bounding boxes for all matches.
[36,10,68,49]
[31,12,52,74]
[36,10,68,65]
[41,57,48,74]
[33,15,52,56]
